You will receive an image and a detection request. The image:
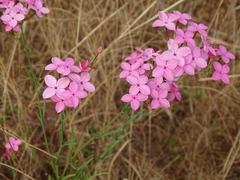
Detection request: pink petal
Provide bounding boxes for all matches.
[12,145,19,151]
[121,94,133,102]
[15,14,24,21]
[221,74,230,84]
[69,73,80,83]
[213,62,222,71]
[57,77,70,89]
[222,64,230,73]
[212,71,221,81]
[225,52,235,59]
[139,85,150,95]
[164,69,174,81]
[65,57,74,65]
[160,99,170,108]
[150,89,158,99]
[45,64,57,70]
[151,99,160,109]
[83,82,95,92]
[121,62,130,70]
[52,57,64,65]
[15,140,22,145]
[119,71,129,78]
[152,67,164,78]
[177,47,191,57]
[158,89,168,98]
[159,51,173,61]
[129,86,139,95]
[69,82,78,93]
[9,19,17,27]
[136,93,148,101]
[127,76,138,85]
[159,11,168,20]
[44,75,56,87]
[5,143,11,149]
[42,87,55,98]
[152,19,165,27]
[71,97,79,108]
[218,45,227,53]
[1,15,11,21]
[131,99,140,110]
[55,101,65,113]
[195,57,207,68]
[75,90,87,99]
[40,7,50,14]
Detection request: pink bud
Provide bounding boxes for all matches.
[98,46,103,53]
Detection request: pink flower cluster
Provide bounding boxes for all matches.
[42,57,95,113]
[120,10,235,111]
[4,137,22,157]
[0,0,50,32]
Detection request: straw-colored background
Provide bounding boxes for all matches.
[1,0,240,179]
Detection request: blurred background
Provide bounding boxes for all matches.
[0,0,240,179]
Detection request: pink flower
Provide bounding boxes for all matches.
[212,62,230,84]
[69,72,95,92]
[51,95,67,113]
[150,89,170,109]
[135,47,154,61]
[45,57,65,73]
[127,75,150,95]
[216,45,235,63]
[5,137,22,152]
[121,93,148,110]
[185,46,207,69]
[172,10,192,25]
[42,75,70,99]
[152,58,178,81]
[168,83,181,101]
[187,22,208,38]
[174,29,195,46]
[152,11,178,30]
[147,77,170,91]
[125,52,142,64]
[62,58,81,75]
[4,150,11,157]
[29,0,50,18]
[1,10,24,27]
[201,37,216,57]
[15,3,28,15]
[79,60,91,71]
[60,81,87,108]
[119,62,140,78]
[160,39,191,67]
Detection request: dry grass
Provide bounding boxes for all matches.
[0,0,240,179]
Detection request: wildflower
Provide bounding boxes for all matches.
[172,10,192,25]
[69,72,95,92]
[216,45,235,63]
[119,62,140,78]
[79,60,91,71]
[159,39,191,67]
[212,62,230,84]
[1,10,24,28]
[42,75,70,99]
[187,22,208,38]
[152,11,178,30]
[125,52,142,64]
[29,0,50,18]
[126,75,150,95]
[121,93,148,110]
[150,89,170,109]
[5,137,22,152]
[60,81,87,108]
